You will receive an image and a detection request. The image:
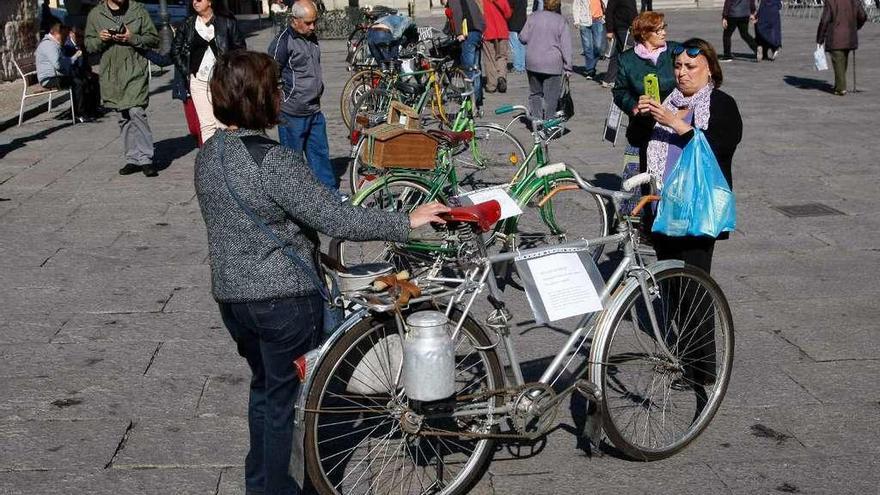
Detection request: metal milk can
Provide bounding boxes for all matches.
[403,311,456,401]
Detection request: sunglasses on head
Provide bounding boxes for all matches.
[673,45,703,57]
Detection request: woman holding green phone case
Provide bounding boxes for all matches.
[636,38,741,270]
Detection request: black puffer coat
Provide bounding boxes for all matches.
[171,14,246,87]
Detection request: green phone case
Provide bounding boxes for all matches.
[644,73,660,102]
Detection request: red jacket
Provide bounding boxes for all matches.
[482,0,512,40]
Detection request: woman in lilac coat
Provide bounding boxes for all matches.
[518,0,572,119]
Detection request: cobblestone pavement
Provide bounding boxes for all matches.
[1,9,879,495]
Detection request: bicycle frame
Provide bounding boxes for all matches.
[290,171,681,486]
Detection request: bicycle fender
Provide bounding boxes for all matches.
[587,259,686,389]
[290,307,370,488]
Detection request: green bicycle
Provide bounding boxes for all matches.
[348,76,526,194]
[339,104,611,271]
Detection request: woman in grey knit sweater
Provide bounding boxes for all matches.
[518,0,572,120]
[194,51,448,495]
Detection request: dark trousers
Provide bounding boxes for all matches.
[722,17,757,57]
[366,28,399,65]
[604,28,630,84]
[652,234,717,385]
[828,49,850,93]
[527,71,562,120]
[219,294,323,495]
[641,0,653,12]
[42,74,97,117]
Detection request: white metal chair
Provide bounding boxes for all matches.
[13,56,76,126]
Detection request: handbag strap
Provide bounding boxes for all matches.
[217,131,331,301]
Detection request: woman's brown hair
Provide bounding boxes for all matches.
[210,50,281,130]
[631,11,665,44]
[676,38,724,88]
[544,0,561,13]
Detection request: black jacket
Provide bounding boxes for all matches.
[605,0,638,34]
[171,14,246,85]
[508,0,528,32]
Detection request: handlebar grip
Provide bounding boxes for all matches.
[541,118,564,129]
[622,172,652,192]
[494,105,514,115]
[535,162,567,178]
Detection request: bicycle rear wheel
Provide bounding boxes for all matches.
[506,177,609,257]
[304,309,503,495]
[591,265,734,460]
[346,26,373,68]
[452,124,527,191]
[342,69,382,130]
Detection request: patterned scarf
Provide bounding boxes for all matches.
[646,83,714,189]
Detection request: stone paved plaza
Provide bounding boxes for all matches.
[1,8,879,495]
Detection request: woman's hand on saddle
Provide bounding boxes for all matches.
[409,202,451,229]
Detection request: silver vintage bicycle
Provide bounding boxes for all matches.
[289,165,734,495]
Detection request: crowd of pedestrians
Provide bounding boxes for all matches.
[24,2,872,493]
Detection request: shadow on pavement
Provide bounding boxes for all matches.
[783,75,833,93]
[153,134,199,171]
[0,122,73,160]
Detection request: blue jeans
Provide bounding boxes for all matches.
[579,22,605,74]
[366,28,399,65]
[460,30,483,106]
[508,32,526,72]
[278,112,337,190]
[219,295,323,495]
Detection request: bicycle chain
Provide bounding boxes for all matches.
[303,383,554,441]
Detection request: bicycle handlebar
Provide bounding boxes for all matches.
[494,104,515,115]
[622,172,652,192]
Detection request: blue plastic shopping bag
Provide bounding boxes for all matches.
[652,129,736,237]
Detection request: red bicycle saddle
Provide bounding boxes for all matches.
[439,200,501,233]
[427,129,474,146]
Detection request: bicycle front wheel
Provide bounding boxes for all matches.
[506,177,609,256]
[304,309,504,495]
[340,178,435,267]
[591,265,734,460]
[453,124,527,191]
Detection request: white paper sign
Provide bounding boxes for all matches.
[455,186,522,220]
[525,253,603,322]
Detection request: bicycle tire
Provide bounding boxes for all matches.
[304,308,503,495]
[341,69,382,130]
[506,177,609,257]
[349,87,395,130]
[432,66,468,124]
[590,265,734,460]
[453,124,527,191]
[346,26,372,68]
[340,178,436,267]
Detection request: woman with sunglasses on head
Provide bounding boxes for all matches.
[611,12,679,173]
[636,38,741,387]
[636,37,741,273]
[172,0,246,145]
